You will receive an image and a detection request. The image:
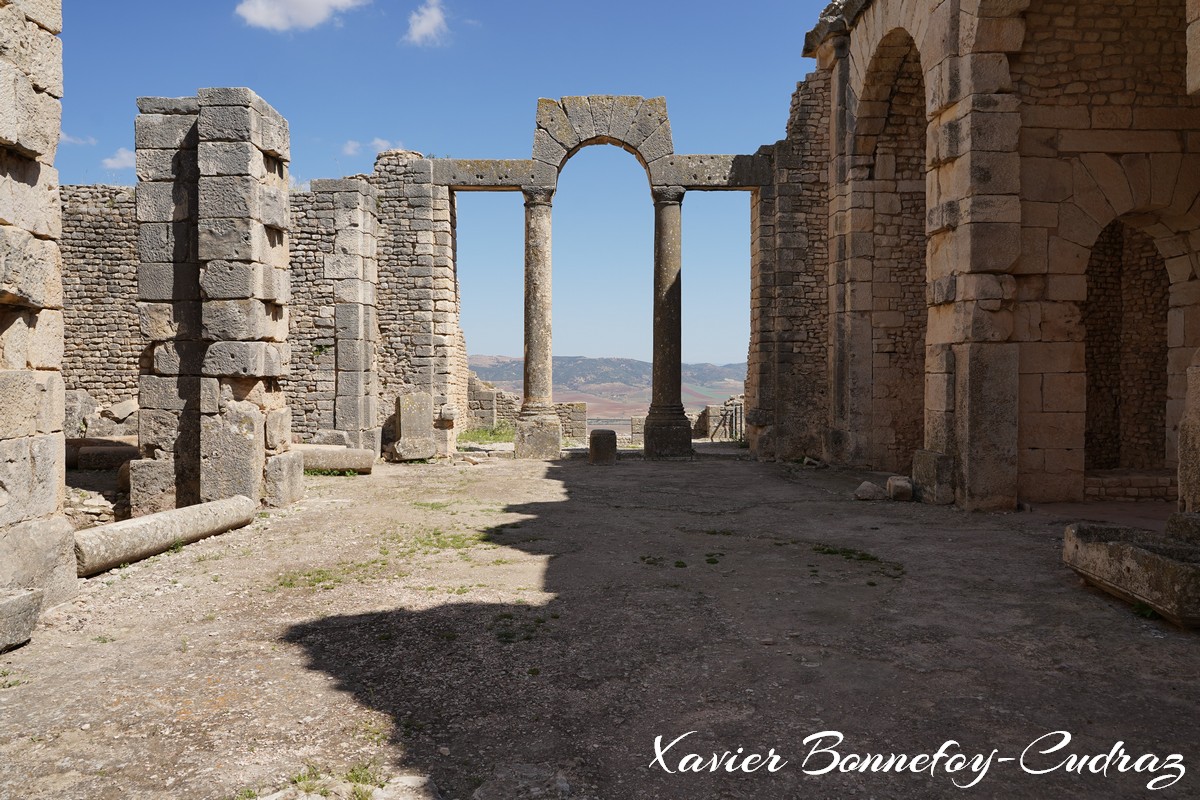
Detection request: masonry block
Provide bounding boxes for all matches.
[200,400,265,502]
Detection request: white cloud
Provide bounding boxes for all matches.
[370,137,396,153]
[342,139,362,156]
[236,0,370,32]
[101,147,135,170]
[60,131,97,146]
[289,175,312,192]
[405,0,447,45]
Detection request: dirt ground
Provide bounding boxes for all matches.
[0,456,1197,799]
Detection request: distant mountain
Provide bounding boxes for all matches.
[469,355,745,418]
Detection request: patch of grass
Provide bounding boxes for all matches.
[168,538,184,554]
[93,635,115,644]
[345,760,385,787]
[813,543,880,562]
[290,763,323,792]
[232,789,258,800]
[674,560,688,568]
[194,551,222,563]
[413,500,453,511]
[457,422,515,445]
[528,667,540,676]
[639,555,665,567]
[400,717,426,739]
[304,468,358,477]
[275,568,344,591]
[0,669,24,689]
[704,528,735,536]
[350,786,373,800]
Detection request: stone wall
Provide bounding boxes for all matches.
[373,151,469,453]
[60,184,139,408]
[746,72,831,462]
[0,0,75,635]
[1084,221,1169,470]
[556,402,586,440]
[284,179,381,452]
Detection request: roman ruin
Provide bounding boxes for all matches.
[0,0,1198,647]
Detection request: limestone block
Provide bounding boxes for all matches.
[76,495,256,576]
[531,129,566,167]
[391,392,436,461]
[138,222,198,267]
[25,20,62,98]
[135,180,192,223]
[139,375,213,412]
[536,98,582,150]
[197,141,268,179]
[639,121,674,163]
[197,217,286,266]
[336,338,372,372]
[152,341,207,375]
[0,588,41,652]
[136,96,199,115]
[954,342,1019,510]
[262,267,290,304]
[0,60,58,161]
[648,154,772,189]
[515,415,563,460]
[138,300,201,340]
[334,302,368,340]
[854,481,888,501]
[624,97,669,149]
[202,341,289,378]
[135,148,200,183]
[200,400,265,502]
[912,450,955,505]
[202,299,287,342]
[10,0,62,34]
[336,370,374,398]
[0,225,62,308]
[0,369,37,437]
[129,457,179,517]
[197,103,261,146]
[335,395,370,431]
[588,429,617,465]
[32,370,61,434]
[262,450,303,507]
[0,307,29,368]
[0,156,60,238]
[26,307,61,368]
[200,260,266,300]
[265,408,290,451]
[134,113,198,150]
[886,475,914,501]
[198,175,277,224]
[0,516,73,607]
[139,408,187,457]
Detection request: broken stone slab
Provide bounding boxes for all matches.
[0,588,43,653]
[1165,513,1200,545]
[854,481,888,501]
[391,392,436,462]
[515,415,562,460]
[886,475,914,501]
[75,495,257,577]
[588,429,617,466]
[1063,523,1200,628]
[296,444,374,474]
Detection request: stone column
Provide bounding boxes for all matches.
[644,185,693,458]
[515,187,561,459]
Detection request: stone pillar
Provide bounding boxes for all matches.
[195,87,302,507]
[515,187,561,459]
[1178,358,1200,511]
[0,0,76,636]
[644,185,692,458]
[131,96,202,516]
[312,178,381,456]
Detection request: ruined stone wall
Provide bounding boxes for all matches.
[284,180,381,452]
[1084,222,1169,470]
[746,71,831,462]
[373,151,468,452]
[60,185,139,408]
[1010,0,1200,501]
[0,0,75,628]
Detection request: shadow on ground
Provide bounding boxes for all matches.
[282,460,1199,800]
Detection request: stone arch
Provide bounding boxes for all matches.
[531,96,674,180]
[1019,153,1200,501]
[829,25,930,473]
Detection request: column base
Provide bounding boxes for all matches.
[515,413,562,460]
[644,410,693,458]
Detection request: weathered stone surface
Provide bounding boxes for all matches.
[202,341,289,377]
[0,224,62,308]
[392,392,436,461]
[588,428,617,466]
[297,444,374,474]
[0,515,74,608]
[515,415,562,460]
[913,450,955,505]
[886,475,914,501]
[128,457,179,517]
[76,444,138,471]
[75,495,256,576]
[263,450,304,507]
[1064,523,1200,627]
[0,588,42,653]
[854,481,888,500]
[200,400,265,502]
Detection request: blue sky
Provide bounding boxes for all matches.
[58,0,825,364]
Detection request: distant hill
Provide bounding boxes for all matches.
[469,355,745,418]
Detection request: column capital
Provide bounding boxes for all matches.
[523,186,555,207]
[651,185,685,205]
